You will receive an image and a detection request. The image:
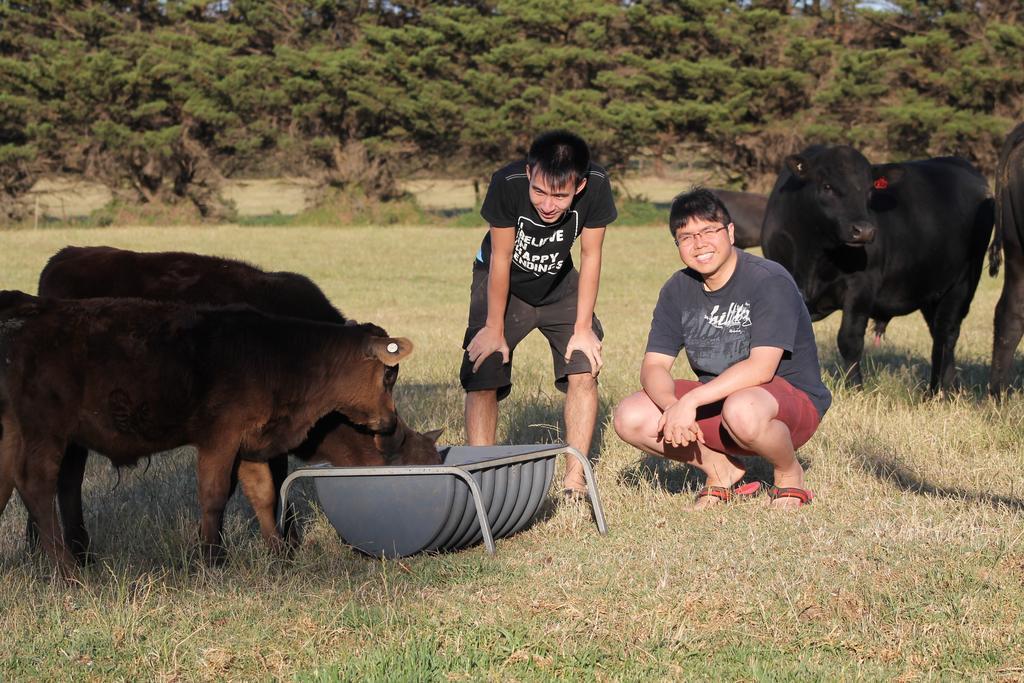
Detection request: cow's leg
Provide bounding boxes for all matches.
[57,443,92,563]
[1,424,59,566]
[992,257,1024,395]
[922,294,971,394]
[29,444,92,561]
[836,295,873,387]
[921,302,954,392]
[0,419,17,521]
[195,439,243,566]
[236,459,288,554]
[0,463,14,522]
[14,440,77,575]
[924,261,984,394]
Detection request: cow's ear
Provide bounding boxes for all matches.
[785,155,809,180]
[873,165,905,188]
[424,428,444,443]
[366,336,413,366]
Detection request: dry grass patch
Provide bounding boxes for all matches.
[0,226,1022,679]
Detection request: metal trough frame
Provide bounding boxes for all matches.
[277,445,608,555]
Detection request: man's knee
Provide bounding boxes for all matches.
[720,393,771,445]
[565,372,597,391]
[612,394,649,442]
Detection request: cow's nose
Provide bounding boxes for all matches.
[849,222,876,244]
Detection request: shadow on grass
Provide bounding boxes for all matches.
[853,446,1024,513]
[617,451,810,496]
[818,343,1021,400]
[618,456,704,495]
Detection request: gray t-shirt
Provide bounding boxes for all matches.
[645,249,832,418]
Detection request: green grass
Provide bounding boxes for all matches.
[1,225,1023,680]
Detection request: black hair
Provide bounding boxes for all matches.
[526,130,590,189]
[668,186,732,237]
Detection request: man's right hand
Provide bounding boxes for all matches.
[467,325,510,372]
[657,397,704,448]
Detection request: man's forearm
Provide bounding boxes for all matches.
[641,365,679,411]
[485,259,511,330]
[575,248,601,330]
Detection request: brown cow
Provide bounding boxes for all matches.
[39,246,347,323]
[0,291,412,573]
[35,246,442,562]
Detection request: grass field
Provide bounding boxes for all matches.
[1,225,1023,681]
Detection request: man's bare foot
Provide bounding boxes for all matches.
[562,457,588,497]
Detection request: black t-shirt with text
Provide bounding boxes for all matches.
[645,249,832,418]
[477,160,617,306]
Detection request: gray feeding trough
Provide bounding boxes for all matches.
[278,444,608,558]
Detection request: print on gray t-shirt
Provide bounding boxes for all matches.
[679,300,754,376]
[645,250,832,418]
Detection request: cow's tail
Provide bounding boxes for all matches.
[987,195,1002,278]
[989,229,1003,277]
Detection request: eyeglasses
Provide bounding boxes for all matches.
[674,225,728,246]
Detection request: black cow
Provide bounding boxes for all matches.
[711,189,768,249]
[762,145,994,392]
[711,188,890,341]
[0,291,412,573]
[991,123,1024,395]
[33,246,441,561]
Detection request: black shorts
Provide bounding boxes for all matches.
[460,265,604,401]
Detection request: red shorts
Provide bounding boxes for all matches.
[674,376,821,456]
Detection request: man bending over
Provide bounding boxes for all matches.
[462,131,617,497]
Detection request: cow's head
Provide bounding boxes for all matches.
[330,326,413,433]
[311,413,443,466]
[361,335,412,432]
[785,146,894,247]
[373,423,444,465]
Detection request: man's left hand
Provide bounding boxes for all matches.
[565,328,603,376]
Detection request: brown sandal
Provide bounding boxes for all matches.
[694,481,762,503]
[766,485,814,506]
